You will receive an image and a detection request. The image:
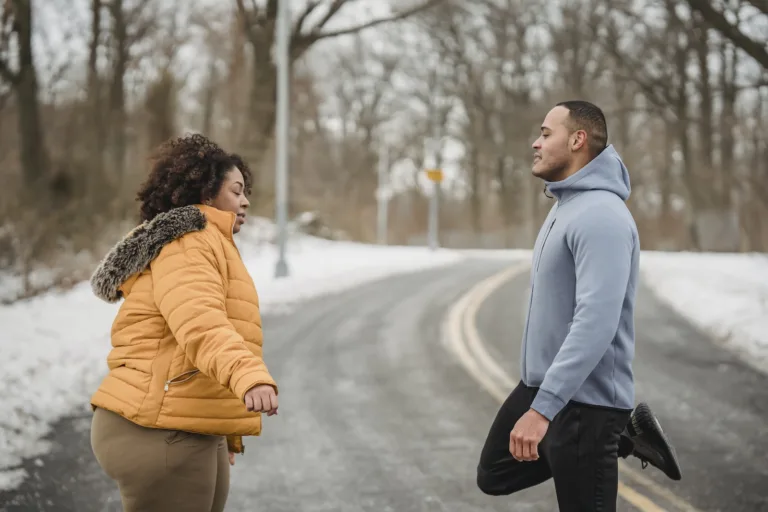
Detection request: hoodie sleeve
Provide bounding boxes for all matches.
[530,206,635,421]
[152,232,277,401]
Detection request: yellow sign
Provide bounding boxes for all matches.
[425,169,443,182]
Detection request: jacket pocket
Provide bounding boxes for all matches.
[164,369,200,391]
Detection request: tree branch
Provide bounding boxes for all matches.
[294,0,322,34]
[236,0,265,46]
[684,0,768,69]
[308,0,348,33]
[298,0,443,43]
[746,0,768,17]
[0,2,17,84]
[0,57,17,84]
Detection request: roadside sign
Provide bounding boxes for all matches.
[425,169,443,182]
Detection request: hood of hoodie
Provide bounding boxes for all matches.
[545,144,631,203]
[90,205,207,303]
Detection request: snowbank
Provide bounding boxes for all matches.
[0,221,463,490]
[239,232,463,315]
[640,251,768,373]
[1,219,766,492]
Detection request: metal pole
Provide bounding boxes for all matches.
[377,148,389,245]
[274,0,290,278]
[427,110,441,251]
[428,181,438,250]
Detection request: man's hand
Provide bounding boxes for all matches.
[509,409,550,461]
[228,451,236,466]
[244,384,278,416]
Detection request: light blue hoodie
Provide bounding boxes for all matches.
[523,144,640,421]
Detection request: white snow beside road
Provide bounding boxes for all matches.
[640,251,768,373]
[0,225,462,491]
[1,222,766,492]
[240,234,463,315]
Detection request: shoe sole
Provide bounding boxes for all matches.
[631,403,683,481]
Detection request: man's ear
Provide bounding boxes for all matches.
[570,130,588,152]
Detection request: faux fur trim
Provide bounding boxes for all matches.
[90,206,207,303]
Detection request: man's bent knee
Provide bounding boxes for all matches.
[476,465,513,496]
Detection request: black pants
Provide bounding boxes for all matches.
[477,381,631,511]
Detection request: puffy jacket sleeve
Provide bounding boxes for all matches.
[151,233,277,401]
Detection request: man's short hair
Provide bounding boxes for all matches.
[556,100,608,157]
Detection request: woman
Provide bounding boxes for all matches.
[89,134,278,512]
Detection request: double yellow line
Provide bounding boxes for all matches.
[441,262,701,512]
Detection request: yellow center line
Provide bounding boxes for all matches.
[442,261,702,512]
[618,482,667,512]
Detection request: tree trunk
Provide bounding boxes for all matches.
[660,119,674,243]
[109,0,128,185]
[14,0,48,186]
[673,45,702,249]
[469,145,482,234]
[694,22,715,202]
[496,156,516,246]
[240,25,278,179]
[145,71,176,150]
[719,39,738,208]
[201,58,216,137]
[88,0,104,171]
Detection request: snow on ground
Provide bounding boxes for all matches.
[0,217,766,491]
[237,227,464,316]
[0,221,464,491]
[640,251,768,374]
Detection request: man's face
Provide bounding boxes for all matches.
[532,106,572,182]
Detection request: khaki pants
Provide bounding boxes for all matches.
[90,407,229,512]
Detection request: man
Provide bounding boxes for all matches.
[476,101,681,510]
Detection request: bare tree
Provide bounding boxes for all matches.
[684,0,768,68]
[303,32,405,238]
[0,0,49,185]
[105,0,159,185]
[549,0,612,99]
[233,0,444,172]
[144,69,177,150]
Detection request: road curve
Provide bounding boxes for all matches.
[225,258,644,511]
[5,256,760,511]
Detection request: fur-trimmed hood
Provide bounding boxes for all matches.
[91,205,207,303]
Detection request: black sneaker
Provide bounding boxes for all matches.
[626,402,682,481]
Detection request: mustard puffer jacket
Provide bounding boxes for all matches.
[89,204,277,453]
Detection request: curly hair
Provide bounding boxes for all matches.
[136,134,253,222]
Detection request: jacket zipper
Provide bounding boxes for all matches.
[535,217,557,273]
[164,369,200,391]
[522,206,558,379]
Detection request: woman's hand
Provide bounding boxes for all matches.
[244,384,278,416]
[228,451,236,466]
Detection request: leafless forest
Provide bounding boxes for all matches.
[0,0,766,298]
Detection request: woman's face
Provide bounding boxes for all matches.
[210,167,250,234]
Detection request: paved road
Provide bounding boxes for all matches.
[477,268,768,512]
[1,258,765,511]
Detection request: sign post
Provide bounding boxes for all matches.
[376,149,391,245]
[425,168,442,251]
